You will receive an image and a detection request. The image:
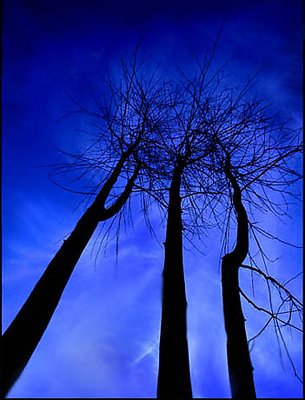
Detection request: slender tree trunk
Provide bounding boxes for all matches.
[2,208,99,397]
[221,159,256,399]
[1,157,139,398]
[157,161,193,399]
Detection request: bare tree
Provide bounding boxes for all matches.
[221,152,257,398]
[220,136,302,398]
[151,69,219,398]
[144,52,234,398]
[198,83,303,398]
[167,51,303,398]
[1,52,165,398]
[2,45,302,399]
[157,154,193,399]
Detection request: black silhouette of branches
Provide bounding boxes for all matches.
[166,52,303,389]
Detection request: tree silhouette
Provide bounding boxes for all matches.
[221,138,302,398]
[151,71,218,398]
[162,53,303,397]
[2,47,302,399]
[1,52,165,398]
[195,83,303,398]
[222,154,256,398]
[157,155,193,399]
[137,49,302,397]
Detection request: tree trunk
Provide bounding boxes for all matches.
[222,256,256,399]
[221,159,256,399]
[1,209,99,398]
[1,158,139,398]
[157,161,193,399]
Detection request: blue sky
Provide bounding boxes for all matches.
[2,0,303,398]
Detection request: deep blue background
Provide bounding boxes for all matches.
[2,0,302,397]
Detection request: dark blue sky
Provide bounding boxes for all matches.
[2,0,302,398]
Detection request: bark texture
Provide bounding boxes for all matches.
[157,160,193,399]
[1,157,139,398]
[221,159,256,399]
